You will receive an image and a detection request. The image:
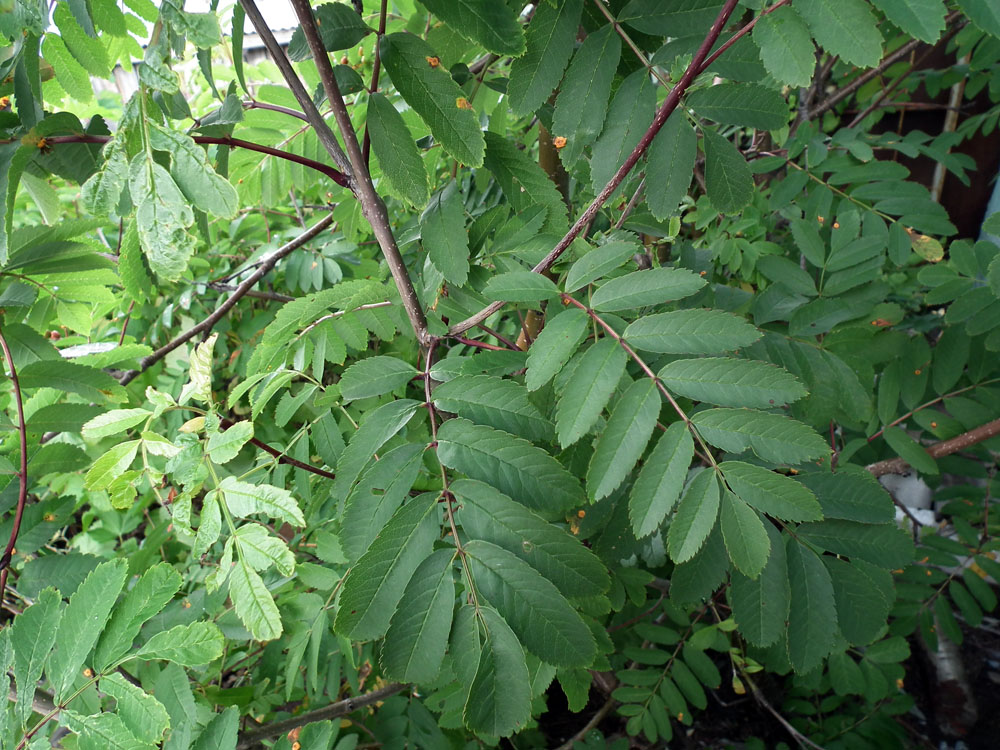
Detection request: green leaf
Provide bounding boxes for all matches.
[287,2,371,59]
[420,0,525,55]
[95,563,183,671]
[795,468,894,523]
[381,549,455,682]
[659,357,807,409]
[220,476,305,527]
[339,355,417,402]
[591,267,705,312]
[464,540,596,667]
[433,374,553,441]
[368,92,429,208]
[720,461,823,521]
[702,128,753,214]
[957,0,1000,37]
[11,588,61,728]
[421,182,470,285]
[194,493,222,557]
[687,84,787,130]
[785,540,837,673]
[691,409,830,464]
[380,32,485,167]
[590,69,655,194]
[19,359,127,403]
[230,558,282,641]
[100,673,170,744]
[565,241,637,292]
[797,0,882,68]
[587,379,660,501]
[729,523,789,647]
[148,125,239,218]
[118,223,152,304]
[129,155,196,281]
[81,408,151,440]
[824,558,891,646]
[795,520,915,568]
[753,6,816,87]
[48,559,128,701]
[619,0,725,36]
[555,338,627,448]
[630,421,695,538]
[667,469,720,563]
[53,4,110,77]
[552,25,622,167]
[871,0,946,42]
[233,524,294,576]
[484,133,568,233]
[60,710,147,750]
[525,307,589,391]
[206,421,253,464]
[135,621,224,666]
[882,426,938,474]
[85,440,140,491]
[646,113,697,220]
[507,0,583,116]
[464,607,532,737]
[623,309,761,354]
[482,270,560,303]
[332,399,420,501]
[719,490,770,578]
[454,479,609,597]
[42,35,93,102]
[335,494,439,640]
[342,443,426,562]
[192,707,239,750]
[437,418,585,518]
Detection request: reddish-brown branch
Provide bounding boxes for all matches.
[447,0,742,336]
[0,323,29,613]
[43,134,349,188]
[867,418,1000,477]
[361,0,389,166]
[219,417,337,481]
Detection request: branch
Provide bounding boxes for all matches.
[235,683,407,749]
[447,0,742,336]
[238,0,353,177]
[43,135,349,188]
[552,696,616,750]
[119,213,335,386]
[218,417,336,481]
[361,0,390,165]
[806,12,964,121]
[0,322,28,610]
[866,417,1000,477]
[287,0,430,347]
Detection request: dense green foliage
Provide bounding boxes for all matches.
[1,0,1000,748]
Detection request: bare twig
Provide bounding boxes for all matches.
[867,417,1000,477]
[44,134,349,188]
[361,0,389,165]
[447,0,742,336]
[218,417,337,481]
[119,213,335,386]
[235,683,406,749]
[744,675,828,750]
[0,323,28,612]
[287,0,430,347]
[239,0,353,176]
[553,696,617,750]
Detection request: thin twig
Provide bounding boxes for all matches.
[361,0,389,166]
[119,213,335,386]
[239,0,353,176]
[287,0,430,347]
[234,683,406,748]
[744,675,828,750]
[0,323,28,613]
[867,417,1000,477]
[44,134,349,188]
[447,0,742,336]
[553,696,617,750]
[219,417,336,481]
